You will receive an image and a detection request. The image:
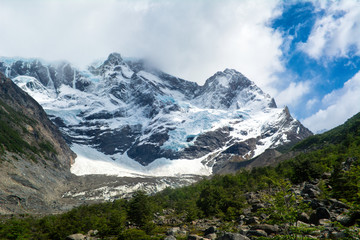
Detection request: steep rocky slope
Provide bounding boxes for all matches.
[0,72,76,214]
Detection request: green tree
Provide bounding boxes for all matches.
[128,191,155,226]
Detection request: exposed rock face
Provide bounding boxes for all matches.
[0,72,76,214]
[0,54,312,177]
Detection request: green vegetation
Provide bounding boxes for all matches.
[39,141,57,154]
[0,99,56,162]
[0,118,32,154]
[1,113,360,239]
[259,179,309,225]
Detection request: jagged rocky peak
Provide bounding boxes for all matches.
[203,68,251,88]
[88,52,132,79]
[104,52,123,66]
[194,68,277,110]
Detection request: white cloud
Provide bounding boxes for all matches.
[300,0,360,60]
[302,71,360,133]
[275,81,311,108]
[0,0,284,89]
[306,98,319,110]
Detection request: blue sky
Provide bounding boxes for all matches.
[0,0,359,133]
[270,1,360,132]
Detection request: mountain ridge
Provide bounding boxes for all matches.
[0,53,312,178]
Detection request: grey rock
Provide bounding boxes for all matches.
[321,172,331,179]
[167,227,181,236]
[309,199,323,209]
[217,232,250,240]
[164,236,177,240]
[330,199,349,210]
[66,234,86,240]
[205,226,217,235]
[310,207,331,225]
[296,221,310,227]
[318,219,332,227]
[205,233,217,240]
[301,184,321,198]
[251,224,279,234]
[336,213,354,227]
[298,212,310,223]
[245,216,259,225]
[309,230,321,236]
[238,225,250,235]
[316,207,331,220]
[87,229,98,236]
[188,234,201,240]
[246,229,267,237]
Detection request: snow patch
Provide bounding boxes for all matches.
[70,144,212,177]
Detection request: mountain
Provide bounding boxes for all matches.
[0,72,76,214]
[0,53,312,178]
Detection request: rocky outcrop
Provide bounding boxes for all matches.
[0,72,76,214]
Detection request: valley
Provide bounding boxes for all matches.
[0,54,359,239]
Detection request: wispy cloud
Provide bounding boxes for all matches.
[299,0,360,60]
[302,70,360,132]
[275,81,311,109]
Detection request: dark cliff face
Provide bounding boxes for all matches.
[0,72,76,214]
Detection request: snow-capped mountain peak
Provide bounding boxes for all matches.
[194,68,276,111]
[0,53,312,177]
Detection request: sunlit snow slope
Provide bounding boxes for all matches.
[0,53,312,177]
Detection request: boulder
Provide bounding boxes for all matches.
[245,216,259,225]
[309,199,322,209]
[246,229,267,237]
[316,207,331,220]
[336,212,359,227]
[188,234,201,240]
[321,172,331,179]
[165,236,177,240]
[205,233,217,239]
[301,184,320,198]
[330,199,349,210]
[296,221,310,227]
[216,232,250,240]
[318,219,332,227]
[66,234,86,240]
[167,227,181,236]
[204,226,217,235]
[251,224,279,234]
[87,230,98,236]
[310,207,331,225]
[298,212,310,223]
